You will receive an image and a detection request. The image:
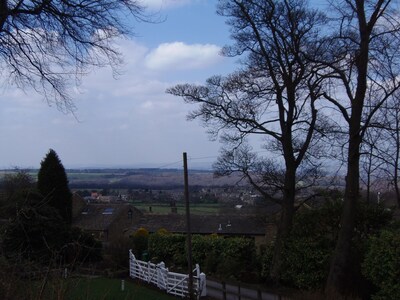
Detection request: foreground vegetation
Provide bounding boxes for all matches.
[0,273,178,300]
[128,199,400,300]
[66,277,178,300]
[1,154,400,299]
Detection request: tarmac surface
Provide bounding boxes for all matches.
[206,279,289,300]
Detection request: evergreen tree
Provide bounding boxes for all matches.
[37,149,72,224]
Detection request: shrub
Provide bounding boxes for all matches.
[148,233,258,281]
[261,200,393,290]
[66,227,102,263]
[148,233,186,267]
[362,228,400,300]
[278,201,341,289]
[131,227,149,259]
[104,235,134,269]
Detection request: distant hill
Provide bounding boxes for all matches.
[65,168,247,189]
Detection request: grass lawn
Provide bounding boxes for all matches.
[46,277,179,300]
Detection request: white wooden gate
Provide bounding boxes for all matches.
[129,250,207,299]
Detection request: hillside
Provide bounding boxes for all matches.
[67,169,248,189]
[1,168,249,189]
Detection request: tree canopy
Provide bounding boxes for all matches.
[169,0,400,297]
[37,149,72,224]
[168,0,327,282]
[0,0,146,111]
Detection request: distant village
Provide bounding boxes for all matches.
[65,168,398,250]
[71,184,277,247]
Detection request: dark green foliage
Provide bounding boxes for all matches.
[1,169,34,198]
[131,227,149,259]
[200,235,258,280]
[2,190,70,262]
[148,232,186,268]
[0,170,35,218]
[104,235,134,269]
[1,190,101,264]
[277,201,342,289]
[148,232,258,281]
[37,149,72,224]
[66,227,102,263]
[362,228,400,300]
[261,200,393,290]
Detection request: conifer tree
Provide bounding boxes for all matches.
[37,149,72,224]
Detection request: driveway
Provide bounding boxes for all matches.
[206,279,289,300]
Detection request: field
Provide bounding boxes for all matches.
[0,168,247,188]
[132,202,221,215]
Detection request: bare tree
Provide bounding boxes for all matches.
[360,127,386,203]
[383,98,400,208]
[371,94,400,208]
[317,0,400,296]
[0,0,147,112]
[168,0,327,281]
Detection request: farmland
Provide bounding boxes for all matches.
[0,168,248,190]
[132,202,221,215]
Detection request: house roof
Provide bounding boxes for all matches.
[72,202,272,236]
[132,213,268,236]
[72,203,141,232]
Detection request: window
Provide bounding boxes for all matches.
[102,207,115,215]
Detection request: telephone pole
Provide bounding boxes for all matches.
[183,152,194,299]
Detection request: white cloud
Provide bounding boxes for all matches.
[0,38,224,168]
[141,0,191,10]
[144,42,222,71]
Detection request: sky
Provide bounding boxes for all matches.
[0,0,238,169]
[0,0,328,170]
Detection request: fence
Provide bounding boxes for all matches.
[129,250,207,299]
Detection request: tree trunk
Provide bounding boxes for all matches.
[270,164,296,282]
[325,86,366,297]
[325,141,360,296]
[326,5,370,294]
[394,114,400,208]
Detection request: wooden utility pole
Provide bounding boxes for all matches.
[183,152,194,299]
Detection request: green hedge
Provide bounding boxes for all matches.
[148,232,258,280]
[261,200,393,290]
[362,228,400,300]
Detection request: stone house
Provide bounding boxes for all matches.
[72,195,141,243]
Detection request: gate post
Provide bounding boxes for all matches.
[157,262,166,290]
[198,273,207,298]
[129,250,135,278]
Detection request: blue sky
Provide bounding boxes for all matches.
[0,0,238,169]
[0,0,328,170]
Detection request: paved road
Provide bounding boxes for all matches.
[206,279,289,300]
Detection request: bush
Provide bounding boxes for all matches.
[261,200,393,290]
[362,228,400,300]
[131,227,149,259]
[278,201,342,289]
[148,233,186,267]
[66,227,102,263]
[148,233,258,281]
[104,235,134,269]
[193,234,259,280]
[1,191,71,263]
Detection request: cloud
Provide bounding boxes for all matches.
[144,42,222,71]
[141,0,191,10]
[0,37,224,168]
